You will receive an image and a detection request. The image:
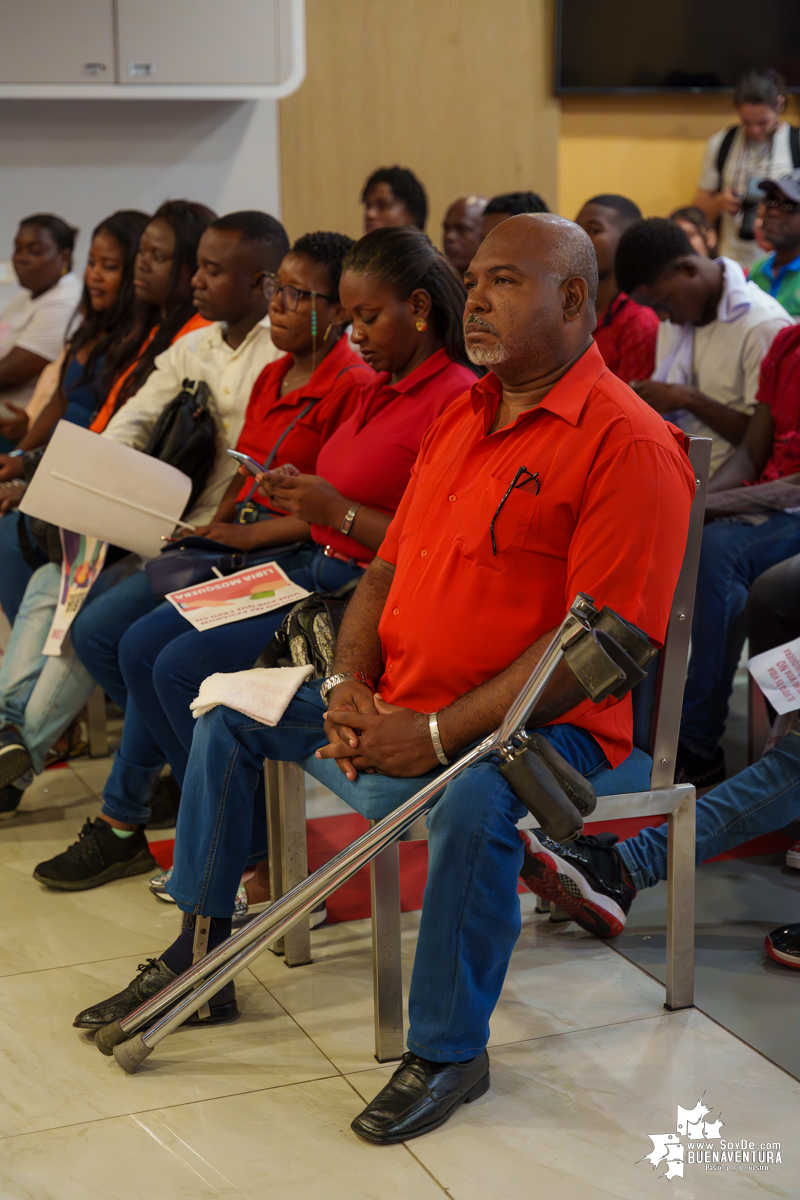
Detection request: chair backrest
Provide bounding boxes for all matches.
[628,436,711,788]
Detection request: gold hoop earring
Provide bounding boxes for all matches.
[415,318,428,332]
[323,324,332,342]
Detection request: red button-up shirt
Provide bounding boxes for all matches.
[593,291,659,385]
[756,323,800,483]
[377,343,695,767]
[310,348,476,561]
[235,335,369,506]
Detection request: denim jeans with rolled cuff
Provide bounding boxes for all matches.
[618,725,800,891]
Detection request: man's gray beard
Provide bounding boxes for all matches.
[466,342,510,366]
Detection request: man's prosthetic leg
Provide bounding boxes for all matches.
[97,593,656,1074]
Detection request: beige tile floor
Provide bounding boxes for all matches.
[0,755,797,1199]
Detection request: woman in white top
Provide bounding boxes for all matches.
[694,69,798,270]
[0,214,81,446]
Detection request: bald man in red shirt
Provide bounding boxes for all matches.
[318,215,693,1140]
[87,216,694,1142]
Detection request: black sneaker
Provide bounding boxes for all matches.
[146,771,180,830]
[0,728,32,790]
[765,922,800,969]
[33,817,158,890]
[73,956,238,1033]
[519,829,635,937]
[674,743,726,789]
[0,783,23,821]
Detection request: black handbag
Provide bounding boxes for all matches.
[143,378,217,515]
[145,535,310,600]
[255,577,360,678]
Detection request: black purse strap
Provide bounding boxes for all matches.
[238,362,366,514]
[239,396,320,514]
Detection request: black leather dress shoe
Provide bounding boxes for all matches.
[73,957,238,1030]
[351,1050,490,1144]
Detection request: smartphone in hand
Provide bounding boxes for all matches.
[227,449,268,476]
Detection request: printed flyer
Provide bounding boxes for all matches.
[166,561,310,631]
[43,530,108,656]
[748,636,800,716]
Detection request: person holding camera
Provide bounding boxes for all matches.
[693,69,799,270]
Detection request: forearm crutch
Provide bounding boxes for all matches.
[98,592,655,1074]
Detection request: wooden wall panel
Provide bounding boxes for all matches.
[279,0,559,245]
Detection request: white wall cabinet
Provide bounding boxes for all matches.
[117,0,281,86]
[0,0,304,99]
[0,0,115,85]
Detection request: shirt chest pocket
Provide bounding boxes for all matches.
[455,471,541,570]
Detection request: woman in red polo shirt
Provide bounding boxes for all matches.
[126,225,475,780]
[195,231,370,542]
[52,227,476,908]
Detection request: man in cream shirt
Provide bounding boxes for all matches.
[0,212,288,828]
[614,217,793,475]
[103,210,287,524]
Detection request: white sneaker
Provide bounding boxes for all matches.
[786,840,800,870]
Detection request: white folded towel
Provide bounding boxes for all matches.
[190,664,314,725]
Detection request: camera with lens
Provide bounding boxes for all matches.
[739,175,766,241]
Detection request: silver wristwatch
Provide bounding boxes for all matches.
[320,671,375,707]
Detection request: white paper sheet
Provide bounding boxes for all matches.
[18,420,193,557]
[748,637,800,715]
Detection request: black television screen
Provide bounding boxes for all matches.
[556,0,800,93]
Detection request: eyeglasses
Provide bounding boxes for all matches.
[764,197,800,214]
[490,466,539,556]
[263,273,335,309]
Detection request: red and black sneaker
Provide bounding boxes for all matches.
[765,922,800,969]
[519,829,636,938]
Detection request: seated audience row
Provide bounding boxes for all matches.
[2,147,800,1148]
[70,215,696,1151]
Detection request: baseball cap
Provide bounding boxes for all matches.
[759,169,800,204]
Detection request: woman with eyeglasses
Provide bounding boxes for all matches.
[38,228,477,914]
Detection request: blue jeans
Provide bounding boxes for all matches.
[167,684,606,1061]
[680,513,800,759]
[0,512,42,624]
[71,567,161,711]
[618,726,800,890]
[87,547,355,827]
[0,564,96,775]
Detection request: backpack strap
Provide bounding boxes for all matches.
[790,125,800,169]
[716,125,739,192]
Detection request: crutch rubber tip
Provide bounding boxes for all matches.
[113,1033,153,1074]
[94,1020,127,1056]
